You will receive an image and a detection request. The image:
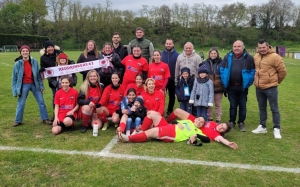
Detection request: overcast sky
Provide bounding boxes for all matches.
[82,0,299,12]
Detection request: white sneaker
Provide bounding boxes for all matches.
[118,132,129,142]
[252,125,267,134]
[274,128,282,139]
[126,130,130,136]
[102,123,108,131]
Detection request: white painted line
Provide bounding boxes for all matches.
[1,139,300,174]
[285,61,300,65]
[0,62,13,66]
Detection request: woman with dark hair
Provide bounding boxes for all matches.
[148,50,171,92]
[77,40,100,81]
[202,47,224,123]
[124,74,144,96]
[52,77,79,135]
[98,42,123,88]
[77,70,103,133]
[98,72,125,130]
[121,45,148,90]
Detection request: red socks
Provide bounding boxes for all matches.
[187,114,195,121]
[129,132,148,142]
[141,117,153,131]
[82,113,91,127]
[166,112,177,122]
[119,122,126,132]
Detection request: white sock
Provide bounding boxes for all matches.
[131,130,137,135]
[126,130,130,136]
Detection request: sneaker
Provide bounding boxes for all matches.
[118,132,129,142]
[273,128,282,139]
[12,122,22,127]
[252,125,267,134]
[229,122,235,129]
[238,122,246,132]
[102,123,108,131]
[80,125,87,133]
[43,119,52,125]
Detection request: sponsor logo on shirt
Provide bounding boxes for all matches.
[152,75,162,80]
[127,66,138,73]
[62,105,73,109]
[109,100,120,106]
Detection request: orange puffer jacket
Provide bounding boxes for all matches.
[254,46,287,89]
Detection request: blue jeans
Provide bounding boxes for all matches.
[196,106,208,121]
[180,101,192,114]
[256,87,280,129]
[227,86,248,124]
[126,117,142,130]
[15,84,49,123]
[51,87,57,110]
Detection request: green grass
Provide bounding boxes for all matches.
[1,51,300,186]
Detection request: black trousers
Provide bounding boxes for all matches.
[166,79,175,113]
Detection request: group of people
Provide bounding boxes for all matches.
[11,27,287,150]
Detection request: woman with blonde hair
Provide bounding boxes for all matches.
[77,70,103,133]
[141,78,164,120]
[77,40,100,81]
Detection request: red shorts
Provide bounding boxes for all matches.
[157,125,176,142]
[156,117,169,127]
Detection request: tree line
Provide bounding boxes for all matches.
[0,0,300,50]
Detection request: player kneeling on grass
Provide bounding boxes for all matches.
[165,108,237,150]
[52,77,79,135]
[118,110,210,145]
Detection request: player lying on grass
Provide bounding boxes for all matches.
[119,108,237,150]
[118,110,210,145]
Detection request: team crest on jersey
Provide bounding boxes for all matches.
[160,69,164,72]
[137,62,141,66]
[155,97,159,101]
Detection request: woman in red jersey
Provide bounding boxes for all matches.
[141,78,165,119]
[77,70,103,133]
[148,50,171,92]
[52,77,79,135]
[121,45,148,89]
[124,74,144,96]
[98,72,125,130]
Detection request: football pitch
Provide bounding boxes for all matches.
[1,51,300,186]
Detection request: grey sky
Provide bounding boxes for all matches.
[82,0,299,12]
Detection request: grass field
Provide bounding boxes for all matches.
[0,50,300,186]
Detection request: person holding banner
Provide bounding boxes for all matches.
[98,72,125,130]
[49,53,77,91]
[77,70,103,133]
[77,40,100,81]
[121,45,148,90]
[98,42,123,88]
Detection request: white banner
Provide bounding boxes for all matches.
[42,58,111,78]
[294,53,300,60]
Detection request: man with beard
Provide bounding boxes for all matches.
[112,32,128,60]
[162,39,179,116]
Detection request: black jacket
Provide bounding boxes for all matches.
[175,75,195,102]
[114,42,128,60]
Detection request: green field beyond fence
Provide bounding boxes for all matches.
[0,51,300,186]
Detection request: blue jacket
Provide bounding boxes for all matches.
[175,75,194,102]
[12,57,44,97]
[120,97,134,115]
[162,48,179,80]
[220,51,255,90]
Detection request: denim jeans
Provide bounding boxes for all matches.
[180,101,192,114]
[227,86,248,124]
[51,87,56,110]
[126,117,142,130]
[256,87,280,129]
[15,84,49,123]
[196,106,208,121]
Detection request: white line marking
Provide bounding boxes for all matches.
[0,62,13,66]
[285,61,300,65]
[1,136,300,174]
